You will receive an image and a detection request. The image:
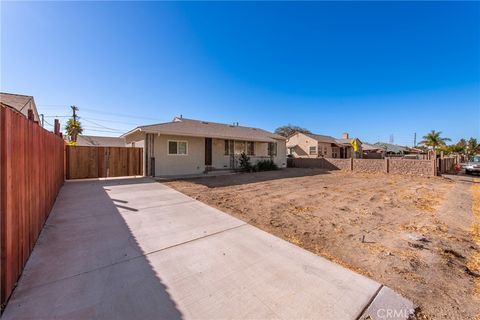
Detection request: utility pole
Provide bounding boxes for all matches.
[414,132,417,147]
[71,105,78,122]
[69,105,80,142]
[40,114,44,127]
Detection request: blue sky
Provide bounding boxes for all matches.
[1,1,479,145]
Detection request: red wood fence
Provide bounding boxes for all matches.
[0,106,64,308]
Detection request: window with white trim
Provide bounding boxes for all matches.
[247,141,255,155]
[168,140,188,155]
[268,142,277,156]
[309,146,317,155]
[235,141,245,155]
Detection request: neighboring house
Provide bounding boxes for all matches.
[362,143,385,158]
[76,135,127,147]
[121,116,287,176]
[286,132,362,158]
[0,92,40,122]
[373,142,407,155]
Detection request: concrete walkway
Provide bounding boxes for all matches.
[3,178,414,320]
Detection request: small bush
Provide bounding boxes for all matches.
[254,159,278,171]
[238,152,252,172]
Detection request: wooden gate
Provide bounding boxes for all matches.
[66,146,143,179]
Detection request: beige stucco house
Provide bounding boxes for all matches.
[76,135,128,147]
[0,92,40,122]
[122,117,287,176]
[287,132,363,158]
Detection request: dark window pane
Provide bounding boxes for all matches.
[268,142,277,156]
[169,141,177,154]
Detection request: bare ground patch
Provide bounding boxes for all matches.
[164,168,480,320]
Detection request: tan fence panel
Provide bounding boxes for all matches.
[66,146,143,179]
[0,106,64,306]
[66,146,99,179]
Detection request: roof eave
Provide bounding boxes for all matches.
[120,127,142,138]
[140,130,278,143]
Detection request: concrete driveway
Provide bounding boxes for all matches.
[3,178,413,319]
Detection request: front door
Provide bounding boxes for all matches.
[205,138,212,166]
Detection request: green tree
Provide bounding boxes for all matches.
[439,139,467,155]
[274,124,311,138]
[466,138,479,157]
[65,118,83,142]
[419,130,451,152]
[456,138,467,152]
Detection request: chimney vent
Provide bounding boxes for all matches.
[342,132,349,139]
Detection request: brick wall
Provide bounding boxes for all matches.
[288,157,436,176]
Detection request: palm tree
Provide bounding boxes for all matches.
[420,130,451,151]
[65,118,83,142]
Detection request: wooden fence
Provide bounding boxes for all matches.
[65,146,143,179]
[437,157,457,174]
[0,106,64,307]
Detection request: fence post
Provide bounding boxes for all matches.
[350,157,354,171]
[385,158,389,173]
[54,119,60,135]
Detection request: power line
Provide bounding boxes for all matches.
[81,116,140,126]
[82,128,125,134]
[81,118,127,131]
[43,115,139,126]
[37,105,162,121]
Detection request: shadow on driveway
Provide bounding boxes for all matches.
[2,178,183,319]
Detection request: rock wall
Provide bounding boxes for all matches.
[353,159,385,173]
[288,157,435,176]
[288,158,351,170]
[389,159,434,176]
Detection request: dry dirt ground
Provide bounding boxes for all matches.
[164,169,480,320]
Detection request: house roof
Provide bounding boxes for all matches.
[303,133,337,144]
[374,142,407,154]
[335,138,364,146]
[0,92,40,121]
[362,143,383,151]
[289,131,366,147]
[76,135,127,147]
[122,117,285,143]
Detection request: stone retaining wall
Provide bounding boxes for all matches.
[353,159,385,173]
[288,158,351,170]
[389,159,434,176]
[288,157,436,176]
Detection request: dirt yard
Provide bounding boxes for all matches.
[164,169,480,320]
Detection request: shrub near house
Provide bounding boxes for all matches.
[239,152,278,172]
